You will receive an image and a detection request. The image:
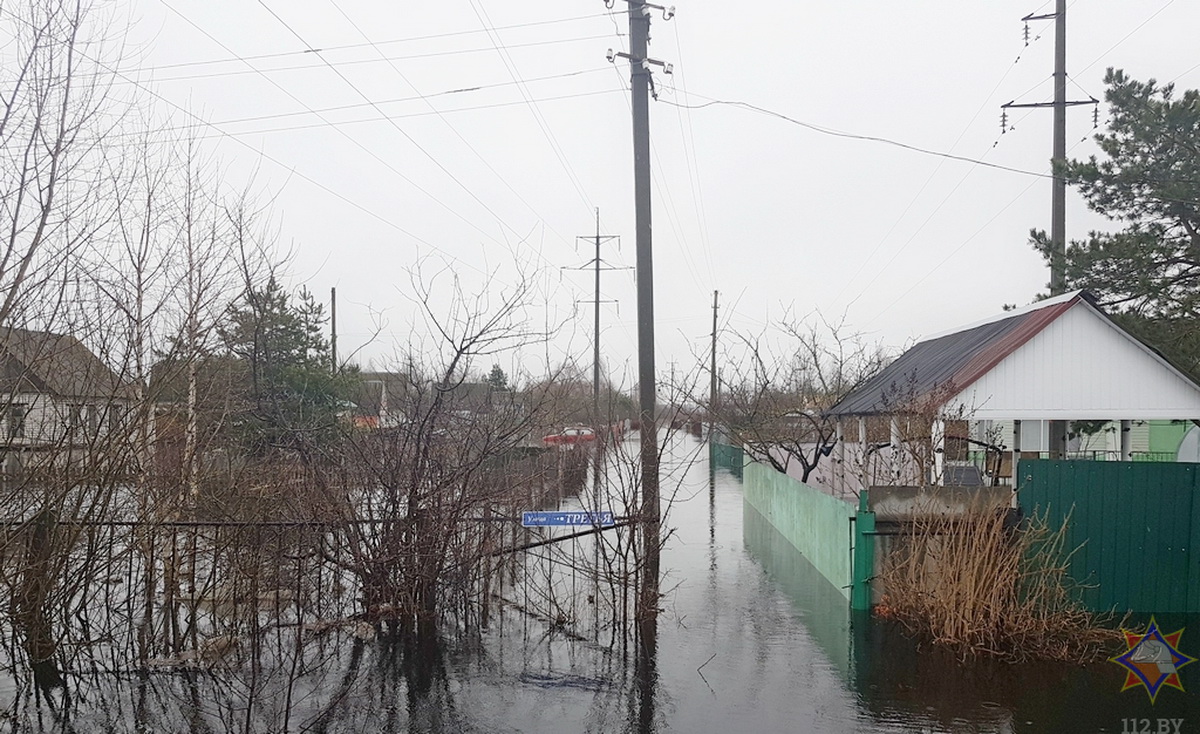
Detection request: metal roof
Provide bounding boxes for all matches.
[828,292,1085,417]
[0,328,127,399]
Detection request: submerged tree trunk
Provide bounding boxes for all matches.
[17,510,64,692]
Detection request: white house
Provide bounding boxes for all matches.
[0,328,133,472]
[824,291,1200,493]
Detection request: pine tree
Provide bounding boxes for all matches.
[220,278,349,459]
[1031,68,1200,375]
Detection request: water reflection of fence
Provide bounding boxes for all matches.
[0,515,641,680]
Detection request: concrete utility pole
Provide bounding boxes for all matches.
[1050,0,1067,296]
[615,0,673,718]
[1002,0,1096,460]
[630,0,658,578]
[1002,0,1097,296]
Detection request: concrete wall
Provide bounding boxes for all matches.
[743,460,855,599]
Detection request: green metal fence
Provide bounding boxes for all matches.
[743,462,855,600]
[1019,459,1200,613]
[709,440,744,479]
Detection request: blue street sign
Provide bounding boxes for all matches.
[521,511,615,528]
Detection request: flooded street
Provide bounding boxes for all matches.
[3,432,1198,733]
[420,432,1200,733]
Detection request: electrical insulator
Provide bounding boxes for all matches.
[1092,104,1100,128]
[1023,22,1030,45]
[1000,110,1008,134]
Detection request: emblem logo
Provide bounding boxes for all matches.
[1110,617,1196,704]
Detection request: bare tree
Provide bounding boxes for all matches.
[717,314,888,483]
[0,0,129,330]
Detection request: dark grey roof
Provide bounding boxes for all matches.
[827,296,1078,417]
[0,328,126,398]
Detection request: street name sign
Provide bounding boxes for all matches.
[521,511,615,528]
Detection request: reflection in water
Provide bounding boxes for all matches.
[2,434,1198,731]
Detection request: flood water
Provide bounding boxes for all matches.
[4,432,1199,732]
[427,432,1199,734]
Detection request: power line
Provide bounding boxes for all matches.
[468,0,594,216]
[129,34,620,85]
[1076,0,1177,77]
[658,95,1054,180]
[18,7,494,282]
[862,129,1098,329]
[109,89,624,142]
[160,0,515,253]
[135,67,614,131]
[667,19,715,288]
[117,11,616,74]
[324,0,579,263]
[832,33,1042,309]
[257,0,561,253]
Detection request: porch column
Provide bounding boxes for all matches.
[835,418,846,496]
[1120,419,1132,461]
[858,417,868,491]
[932,417,946,486]
[890,415,902,484]
[1011,419,1022,488]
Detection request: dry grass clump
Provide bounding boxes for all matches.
[876,503,1122,663]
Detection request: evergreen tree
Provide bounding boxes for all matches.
[1031,68,1200,375]
[220,278,350,459]
[485,364,509,391]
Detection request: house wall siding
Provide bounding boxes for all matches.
[950,305,1200,420]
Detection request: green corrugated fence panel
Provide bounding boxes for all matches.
[1019,459,1199,614]
[1190,470,1200,612]
[710,441,744,479]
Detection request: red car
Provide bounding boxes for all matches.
[542,426,597,446]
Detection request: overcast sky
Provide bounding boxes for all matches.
[121,0,1200,384]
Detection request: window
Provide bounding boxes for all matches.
[107,404,129,434]
[1016,420,1049,452]
[68,404,85,432]
[7,404,25,439]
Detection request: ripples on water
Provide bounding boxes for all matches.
[1,434,1197,732]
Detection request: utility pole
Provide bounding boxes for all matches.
[565,210,625,508]
[709,290,718,444]
[1001,0,1096,460]
[613,0,673,718]
[330,286,338,373]
[1002,0,1097,295]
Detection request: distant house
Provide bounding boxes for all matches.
[148,354,245,480]
[351,372,415,429]
[822,291,1200,493]
[351,373,521,430]
[0,328,133,472]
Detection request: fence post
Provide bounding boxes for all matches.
[851,490,875,611]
